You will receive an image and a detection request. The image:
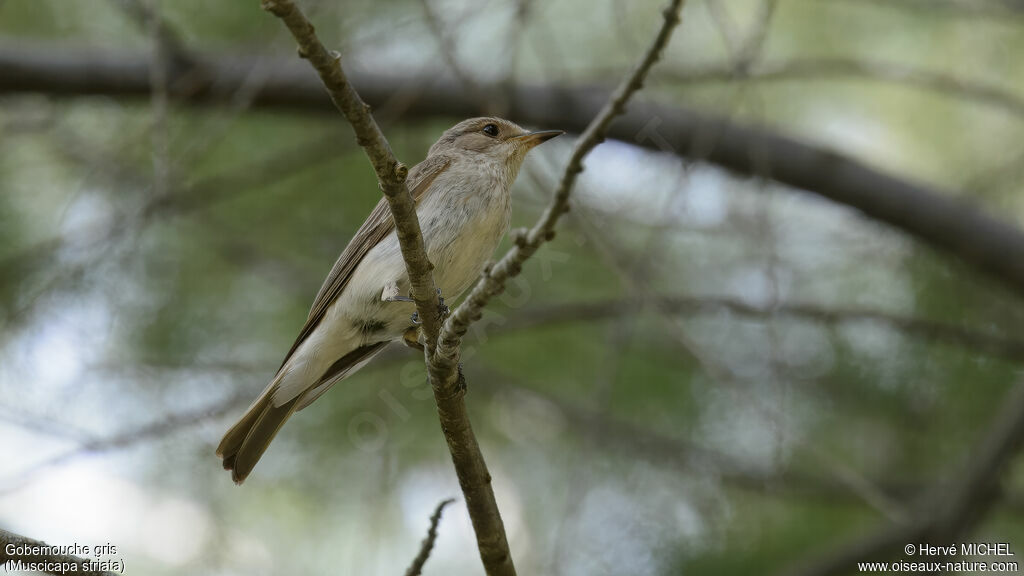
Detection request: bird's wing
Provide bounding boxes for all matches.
[276,153,452,371]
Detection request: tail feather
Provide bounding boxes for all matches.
[216,382,302,484]
[216,342,390,484]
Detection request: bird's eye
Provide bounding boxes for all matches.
[482,123,499,137]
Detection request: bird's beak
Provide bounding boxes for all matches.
[513,130,564,149]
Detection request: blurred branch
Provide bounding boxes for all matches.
[88,290,1024,385]
[0,133,340,332]
[404,498,455,576]
[666,57,1024,121]
[736,0,778,69]
[505,296,1024,364]
[0,390,251,493]
[146,0,171,202]
[5,46,1024,297]
[563,194,914,521]
[109,0,191,64]
[416,0,491,110]
[430,0,686,384]
[497,0,533,116]
[0,529,116,576]
[259,1,518,574]
[480,372,1024,515]
[822,0,1024,20]
[774,380,1024,576]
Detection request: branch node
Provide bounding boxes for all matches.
[512,228,529,248]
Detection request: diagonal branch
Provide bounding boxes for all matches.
[259,1,510,574]
[429,0,688,384]
[259,0,444,347]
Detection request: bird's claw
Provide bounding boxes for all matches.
[436,288,450,319]
[409,289,449,325]
[456,363,467,394]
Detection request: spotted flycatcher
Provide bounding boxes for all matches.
[217,117,562,483]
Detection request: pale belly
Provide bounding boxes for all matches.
[319,178,511,350]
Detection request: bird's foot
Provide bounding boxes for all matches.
[437,288,450,319]
[456,363,467,394]
[410,288,449,325]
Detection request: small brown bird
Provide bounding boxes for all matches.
[217,117,562,483]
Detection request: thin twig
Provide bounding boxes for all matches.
[431,0,688,382]
[403,498,456,576]
[412,2,688,571]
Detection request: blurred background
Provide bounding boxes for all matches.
[1,0,1024,574]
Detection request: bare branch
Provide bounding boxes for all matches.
[259,2,518,574]
[404,498,456,576]
[0,529,117,576]
[430,0,687,382]
[6,47,1024,296]
[259,0,444,348]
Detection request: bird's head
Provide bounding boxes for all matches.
[429,117,563,172]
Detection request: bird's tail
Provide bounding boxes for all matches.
[216,342,390,484]
[216,375,301,485]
